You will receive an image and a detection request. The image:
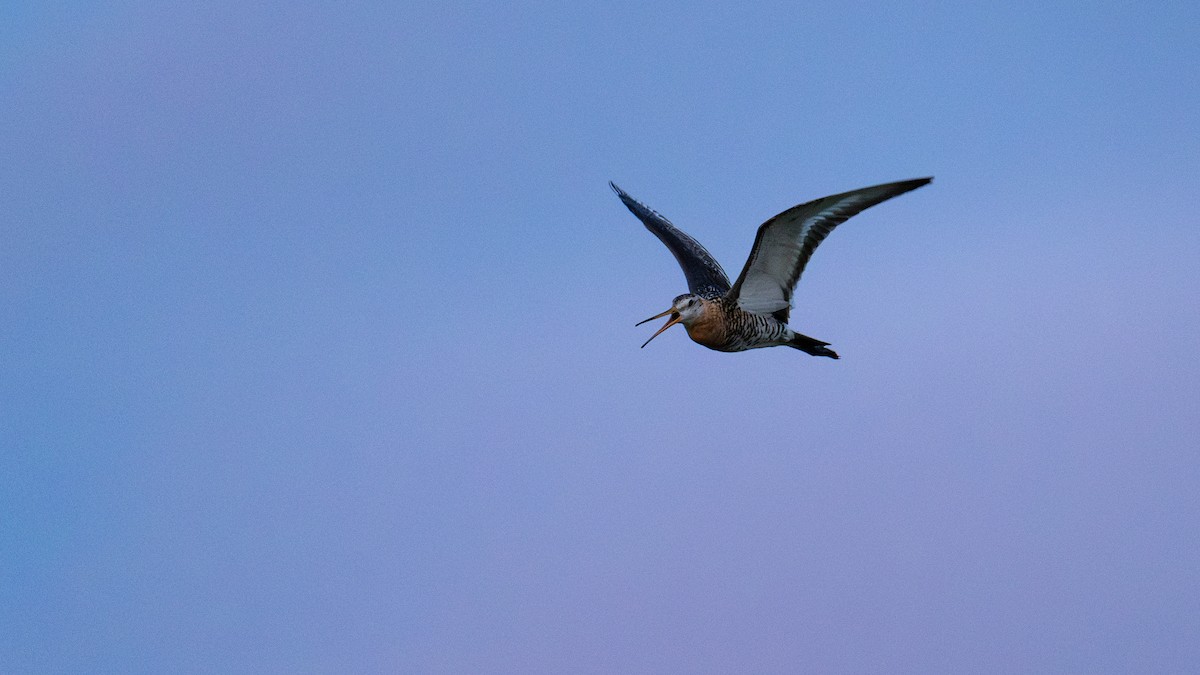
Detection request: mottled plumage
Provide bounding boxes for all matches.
[613,177,932,357]
[609,183,729,299]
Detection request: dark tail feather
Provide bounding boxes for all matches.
[788,333,839,359]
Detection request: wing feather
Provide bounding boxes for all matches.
[728,178,932,322]
[610,182,731,299]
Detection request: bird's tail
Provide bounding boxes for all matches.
[788,332,839,359]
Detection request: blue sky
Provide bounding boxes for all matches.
[3,1,1199,672]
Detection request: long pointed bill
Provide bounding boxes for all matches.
[635,307,675,327]
[639,311,683,349]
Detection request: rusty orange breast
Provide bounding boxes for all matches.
[683,303,732,351]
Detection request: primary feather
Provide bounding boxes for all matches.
[728,178,932,322]
[609,182,731,299]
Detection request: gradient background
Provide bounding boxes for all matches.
[3,1,1199,672]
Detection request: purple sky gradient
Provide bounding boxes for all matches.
[3,1,1199,672]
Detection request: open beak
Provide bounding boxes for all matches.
[636,308,683,349]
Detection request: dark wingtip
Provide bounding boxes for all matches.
[876,176,933,202]
[888,177,933,192]
[608,181,645,215]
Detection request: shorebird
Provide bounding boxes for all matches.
[611,177,932,358]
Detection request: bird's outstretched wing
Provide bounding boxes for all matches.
[728,178,932,322]
[610,182,731,299]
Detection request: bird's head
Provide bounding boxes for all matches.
[636,294,704,348]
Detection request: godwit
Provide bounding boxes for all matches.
[611,178,932,358]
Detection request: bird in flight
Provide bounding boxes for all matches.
[611,177,932,358]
